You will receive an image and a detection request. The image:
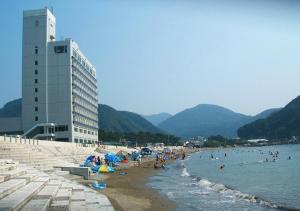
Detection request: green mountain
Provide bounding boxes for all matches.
[237,96,300,140]
[158,104,253,138]
[98,104,162,133]
[0,99,22,118]
[0,99,162,134]
[143,112,172,126]
[253,108,281,120]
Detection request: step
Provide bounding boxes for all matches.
[0,179,27,199]
[71,190,85,202]
[34,185,60,199]
[20,198,50,211]
[0,165,16,173]
[54,188,72,201]
[49,200,69,211]
[69,201,86,211]
[0,160,13,165]
[0,180,47,211]
[0,169,27,181]
[16,174,39,183]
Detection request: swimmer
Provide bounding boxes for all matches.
[220,164,225,170]
[211,154,214,159]
[288,156,291,160]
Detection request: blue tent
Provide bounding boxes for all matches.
[105,153,121,163]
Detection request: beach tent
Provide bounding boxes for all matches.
[116,150,129,160]
[99,165,109,173]
[105,153,121,163]
[98,164,114,173]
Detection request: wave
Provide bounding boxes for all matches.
[192,176,284,209]
[181,167,190,177]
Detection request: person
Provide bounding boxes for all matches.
[288,156,291,160]
[182,151,186,160]
[96,156,101,166]
[220,164,225,170]
[137,154,142,166]
[211,154,214,159]
[225,153,227,157]
[265,158,268,162]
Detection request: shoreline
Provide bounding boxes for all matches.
[76,147,203,211]
[100,148,203,211]
[101,159,176,211]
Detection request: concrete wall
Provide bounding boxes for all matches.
[0,117,22,134]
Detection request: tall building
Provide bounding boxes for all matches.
[21,8,98,143]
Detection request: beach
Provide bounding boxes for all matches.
[101,160,175,211]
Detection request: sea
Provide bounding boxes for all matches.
[147,144,300,211]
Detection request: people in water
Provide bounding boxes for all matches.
[288,156,291,160]
[224,153,227,157]
[211,154,214,159]
[182,151,186,160]
[220,164,225,170]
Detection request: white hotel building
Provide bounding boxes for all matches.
[21,8,98,143]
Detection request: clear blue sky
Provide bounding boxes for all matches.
[1,0,300,116]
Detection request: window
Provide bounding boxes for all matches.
[35,97,38,102]
[54,45,67,54]
[55,125,69,132]
[74,138,78,143]
[84,130,87,134]
[74,127,78,132]
[35,20,39,27]
[35,79,38,84]
[35,116,38,121]
[35,60,38,65]
[35,69,38,75]
[79,128,83,133]
[34,106,38,111]
[34,46,38,54]
[35,88,38,93]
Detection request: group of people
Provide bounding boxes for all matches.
[85,155,108,167]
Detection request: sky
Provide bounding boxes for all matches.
[0,0,300,116]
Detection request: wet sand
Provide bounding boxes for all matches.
[101,160,176,211]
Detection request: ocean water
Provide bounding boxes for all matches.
[148,145,300,211]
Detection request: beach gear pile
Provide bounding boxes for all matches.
[81,155,116,173]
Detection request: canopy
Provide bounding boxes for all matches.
[105,153,121,163]
[116,150,129,160]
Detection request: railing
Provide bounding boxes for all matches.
[0,135,97,148]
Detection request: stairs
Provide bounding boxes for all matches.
[0,160,114,211]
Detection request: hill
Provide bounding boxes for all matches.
[158,104,253,138]
[0,99,21,118]
[237,96,300,140]
[143,112,172,126]
[99,104,162,133]
[0,99,162,134]
[252,108,281,120]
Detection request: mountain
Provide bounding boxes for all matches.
[238,96,300,140]
[143,113,172,126]
[0,99,21,118]
[253,108,281,120]
[0,99,162,134]
[158,104,253,138]
[98,104,162,133]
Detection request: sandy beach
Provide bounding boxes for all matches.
[101,160,176,211]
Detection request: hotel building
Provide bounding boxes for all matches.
[21,8,98,143]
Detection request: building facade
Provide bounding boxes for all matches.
[22,8,98,143]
